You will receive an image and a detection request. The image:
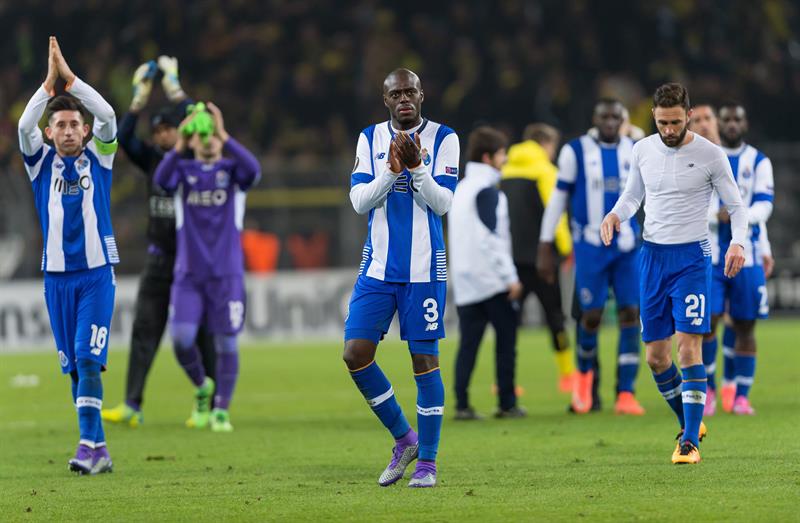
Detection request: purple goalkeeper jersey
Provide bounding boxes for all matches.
[154,138,261,278]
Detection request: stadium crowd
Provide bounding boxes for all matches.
[0,1,798,276]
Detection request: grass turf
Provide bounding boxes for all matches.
[1,319,798,521]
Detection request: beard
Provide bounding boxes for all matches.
[659,126,688,148]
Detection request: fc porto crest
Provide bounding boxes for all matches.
[742,167,752,179]
[216,170,230,188]
[421,148,432,166]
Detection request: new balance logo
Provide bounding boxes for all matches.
[691,318,703,326]
[425,322,438,332]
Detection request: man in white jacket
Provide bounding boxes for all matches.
[449,126,524,420]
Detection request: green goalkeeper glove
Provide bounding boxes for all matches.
[130,60,157,112]
[157,55,186,102]
[181,102,215,145]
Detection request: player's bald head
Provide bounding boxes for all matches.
[383,69,422,94]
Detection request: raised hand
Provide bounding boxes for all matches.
[130,61,157,112]
[388,139,404,175]
[51,36,75,86]
[174,112,196,153]
[206,102,229,142]
[43,37,58,95]
[395,131,421,169]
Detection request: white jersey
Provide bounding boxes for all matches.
[349,119,460,282]
[610,133,747,246]
[550,135,637,250]
[18,79,119,272]
[708,143,773,266]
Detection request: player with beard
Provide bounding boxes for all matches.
[602,83,747,464]
[102,57,216,428]
[344,69,459,488]
[539,99,646,416]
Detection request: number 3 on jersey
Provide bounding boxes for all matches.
[685,294,706,326]
[423,298,439,332]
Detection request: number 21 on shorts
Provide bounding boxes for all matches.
[685,294,706,327]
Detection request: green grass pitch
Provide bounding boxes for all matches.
[1,319,798,521]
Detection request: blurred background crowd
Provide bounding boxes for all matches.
[1,0,798,278]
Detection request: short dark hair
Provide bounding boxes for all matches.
[467,126,507,163]
[691,102,717,114]
[595,97,623,110]
[718,99,744,113]
[46,95,88,123]
[653,83,690,110]
[523,123,560,144]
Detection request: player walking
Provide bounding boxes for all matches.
[154,102,260,432]
[538,99,646,416]
[343,69,459,488]
[18,37,118,474]
[601,83,747,464]
[704,102,773,416]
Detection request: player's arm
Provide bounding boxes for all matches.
[537,144,576,282]
[476,188,522,298]
[398,131,459,216]
[18,38,57,181]
[537,173,573,257]
[602,147,645,245]
[710,152,747,277]
[349,132,397,215]
[759,223,774,278]
[748,156,774,224]
[118,62,160,173]
[152,149,182,193]
[206,102,261,190]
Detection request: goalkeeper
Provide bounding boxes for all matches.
[102,56,216,427]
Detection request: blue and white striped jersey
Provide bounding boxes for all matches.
[709,143,774,267]
[350,119,459,283]
[555,135,638,251]
[18,79,119,272]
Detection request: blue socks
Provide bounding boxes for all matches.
[576,325,598,373]
[734,353,756,399]
[722,325,737,385]
[349,361,411,439]
[75,359,104,447]
[616,326,640,393]
[702,336,718,391]
[415,368,444,462]
[681,365,707,446]
[653,364,684,429]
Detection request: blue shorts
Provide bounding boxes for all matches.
[44,265,116,374]
[344,275,446,354]
[710,264,768,320]
[639,241,712,343]
[574,242,640,311]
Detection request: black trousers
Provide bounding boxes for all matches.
[516,264,569,352]
[125,252,216,408]
[454,292,519,410]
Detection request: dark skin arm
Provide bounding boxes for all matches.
[536,242,557,284]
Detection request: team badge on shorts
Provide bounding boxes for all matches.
[58,350,69,368]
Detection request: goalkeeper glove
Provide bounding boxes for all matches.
[158,55,186,102]
[130,60,157,112]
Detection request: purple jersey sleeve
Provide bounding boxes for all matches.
[223,138,261,190]
[153,150,183,193]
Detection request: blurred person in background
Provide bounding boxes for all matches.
[704,102,774,416]
[102,57,217,428]
[154,101,261,432]
[450,126,525,421]
[19,36,118,475]
[501,123,576,394]
[539,99,646,416]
